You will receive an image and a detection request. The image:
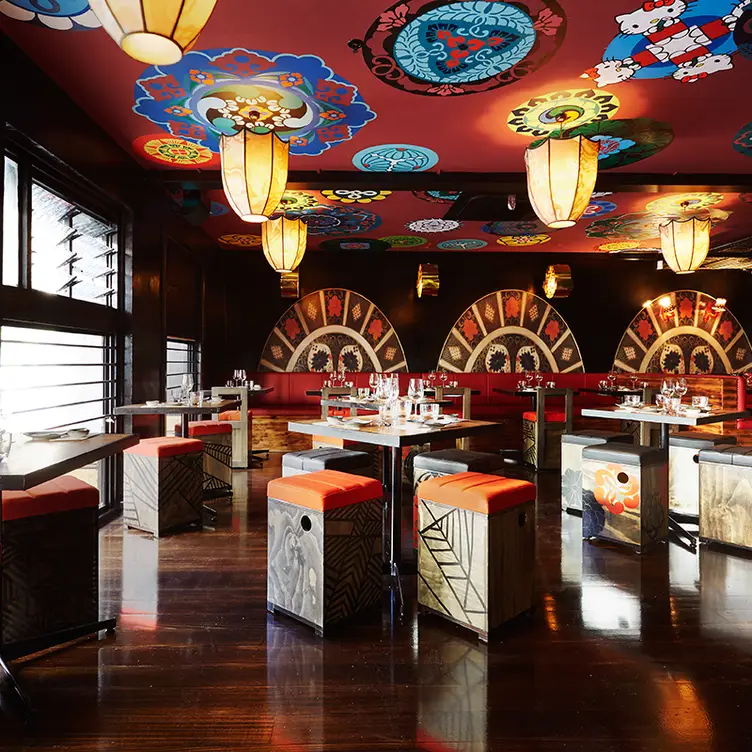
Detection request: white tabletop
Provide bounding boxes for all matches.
[581,406,748,427]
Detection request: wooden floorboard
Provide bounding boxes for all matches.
[2,455,752,751]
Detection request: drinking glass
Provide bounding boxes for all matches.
[427,370,437,388]
[358,387,370,400]
[369,372,378,390]
[669,397,682,416]
[535,372,543,387]
[378,403,392,427]
[607,370,617,389]
[0,408,12,463]
[546,381,555,389]
[598,379,608,391]
[655,394,666,413]
[439,371,448,388]
[675,377,688,400]
[399,399,413,421]
[630,374,639,390]
[420,403,439,422]
[408,378,422,402]
[692,395,709,410]
[524,372,534,389]
[661,379,675,400]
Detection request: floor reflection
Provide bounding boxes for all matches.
[120,531,159,630]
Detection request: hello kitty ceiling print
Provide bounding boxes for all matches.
[584,0,751,86]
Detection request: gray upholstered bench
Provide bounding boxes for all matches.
[669,432,736,518]
[561,430,633,513]
[282,447,373,478]
[581,444,668,552]
[698,445,752,552]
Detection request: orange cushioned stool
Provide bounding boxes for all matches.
[188,420,233,499]
[267,470,383,637]
[218,408,254,468]
[2,476,100,646]
[416,472,536,641]
[123,437,203,538]
[522,410,566,470]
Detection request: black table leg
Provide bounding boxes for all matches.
[181,414,190,438]
[660,423,669,450]
[389,447,404,619]
[0,652,29,718]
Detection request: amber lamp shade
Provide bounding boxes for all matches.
[220,131,289,223]
[416,264,439,298]
[88,0,218,65]
[525,136,599,229]
[659,217,711,274]
[262,217,307,273]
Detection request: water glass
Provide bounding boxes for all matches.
[655,394,666,413]
[369,372,378,390]
[190,391,202,406]
[378,403,392,427]
[546,381,555,389]
[408,378,423,402]
[420,403,440,422]
[692,395,709,410]
[358,387,370,400]
[669,397,682,415]
[399,399,413,420]
[598,379,609,391]
[0,414,12,463]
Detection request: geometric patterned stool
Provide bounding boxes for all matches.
[416,472,536,641]
[522,410,566,470]
[123,437,204,538]
[218,407,253,468]
[187,420,233,499]
[1,476,99,646]
[582,444,668,552]
[281,447,372,478]
[561,430,633,514]
[698,445,752,552]
[267,470,383,637]
[669,432,736,519]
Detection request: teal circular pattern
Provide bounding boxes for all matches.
[733,121,752,158]
[437,239,488,250]
[353,144,439,172]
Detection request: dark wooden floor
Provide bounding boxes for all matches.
[3,455,752,751]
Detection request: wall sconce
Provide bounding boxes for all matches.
[657,295,677,320]
[542,264,573,299]
[280,272,299,299]
[699,296,727,321]
[416,263,439,298]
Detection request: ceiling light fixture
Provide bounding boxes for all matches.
[220,131,289,223]
[262,216,307,273]
[89,0,218,65]
[659,203,711,274]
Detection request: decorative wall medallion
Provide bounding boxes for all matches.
[507,88,619,137]
[586,212,662,240]
[209,201,230,216]
[352,144,438,172]
[134,48,375,157]
[133,135,219,167]
[496,234,551,245]
[406,218,461,233]
[278,191,319,212]
[584,200,617,217]
[380,235,428,248]
[584,0,750,87]
[732,120,752,157]
[645,193,725,214]
[318,238,390,252]
[299,205,381,236]
[361,0,567,97]
[438,289,584,373]
[740,193,752,203]
[598,241,645,251]
[217,234,262,247]
[437,238,488,250]
[613,291,752,375]
[258,288,408,372]
[735,6,752,58]
[413,190,462,203]
[321,189,391,204]
[482,220,545,235]
[592,192,613,198]
[0,0,100,29]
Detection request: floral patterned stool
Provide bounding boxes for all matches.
[187,420,233,499]
[267,470,383,637]
[561,430,633,514]
[123,437,204,538]
[582,445,668,552]
[698,445,752,553]
[416,472,536,641]
[669,432,736,519]
[281,447,373,478]
[412,449,506,547]
[522,410,566,470]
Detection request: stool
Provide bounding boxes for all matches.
[416,472,536,641]
[123,437,204,537]
[282,447,372,478]
[2,476,99,646]
[188,420,233,498]
[412,449,506,547]
[267,470,383,636]
[522,410,565,470]
[582,445,668,552]
[669,432,736,518]
[218,407,255,468]
[561,430,633,514]
[699,445,752,552]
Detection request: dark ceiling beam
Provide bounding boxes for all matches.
[150,170,752,193]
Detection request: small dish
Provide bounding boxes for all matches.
[326,417,344,426]
[24,431,65,441]
[253,385,261,390]
[145,400,161,407]
[65,428,90,439]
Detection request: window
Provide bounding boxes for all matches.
[2,157,20,287]
[165,337,201,399]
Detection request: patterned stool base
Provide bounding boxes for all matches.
[523,420,564,470]
[201,434,233,499]
[700,463,752,552]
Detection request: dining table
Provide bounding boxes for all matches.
[114,398,241,438]
[0,432,139,716]
[287,417,503,616]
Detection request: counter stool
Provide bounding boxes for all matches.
[282,447,372,478]
[2,476,101,647]
[412,449,506,547]
[188,420,233,499]
[669,432,736,518]
[522,410,565,470]
[699,445,752,552]
[123,437,204,538]
[416,472,536,641]
[218,408,258,467]
[582,444,668,552]
[267,470,383,636]
[561,430,633,514]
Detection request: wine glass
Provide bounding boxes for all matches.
[607,370,617,390]
[661,379,675,401]
[427,370,437,389]
[524,371,534,389]
[675,377,688,402]
[408,378,422,402]
[369,372,378,391]
[439,371,448,388]
[630,374,638,390]
[181,373,194,402]
[535,371,543,387]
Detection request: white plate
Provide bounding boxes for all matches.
[145,400,161,407]
[24,431,65,441]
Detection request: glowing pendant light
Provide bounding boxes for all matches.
[262,217,307,273]
[89,0,218,65]
[525,135,599,229]
[220,131,289,223]
[659,216,711,274]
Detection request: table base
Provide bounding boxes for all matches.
[0,652,29,717]
[2,617,117,662]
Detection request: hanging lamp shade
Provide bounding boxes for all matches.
[262,217,307,273]
[525,136,599,229]
[659,217,711,274]
[220,131,289,223]
[88,0,218,65]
